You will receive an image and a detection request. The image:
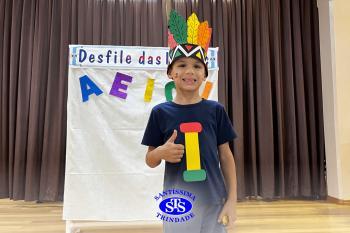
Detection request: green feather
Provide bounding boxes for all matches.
[168,10,187,44]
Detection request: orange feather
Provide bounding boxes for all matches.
[197,21,211,52]
[203,28,212,52]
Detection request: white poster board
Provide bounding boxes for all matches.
[63,45,219,221]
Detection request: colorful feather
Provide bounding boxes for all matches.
[187,13,200,44]
[168,30,178,49]
[197,21,212,52]
[168,10,187,44]
[204,27,212,52]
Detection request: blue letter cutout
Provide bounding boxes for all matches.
[79,75,103,102]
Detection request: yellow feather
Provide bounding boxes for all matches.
[187,13,200,44]
[197,21,211,52]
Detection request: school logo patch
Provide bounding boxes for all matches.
[154,189,196,223]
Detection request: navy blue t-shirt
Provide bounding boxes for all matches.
[141,99,237,204]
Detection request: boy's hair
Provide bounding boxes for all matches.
[167,11,212,77]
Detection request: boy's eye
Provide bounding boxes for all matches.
[194,64,202,69]
[176,63,186,68]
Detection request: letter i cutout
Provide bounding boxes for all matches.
[180,122,207,182]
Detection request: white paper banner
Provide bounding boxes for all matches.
[69,45,219,70]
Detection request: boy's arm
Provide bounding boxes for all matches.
[145,130,184,168]
[218,142,237,227]
[145,146,162,168]
[219,142,237,202]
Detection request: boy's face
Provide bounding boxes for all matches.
[168,57,206,93]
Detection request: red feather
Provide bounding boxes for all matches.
[168,30,178,49]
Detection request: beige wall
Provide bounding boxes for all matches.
[318,0,350,200]
[333,0,350,199]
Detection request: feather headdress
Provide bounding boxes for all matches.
[167,11,212,76]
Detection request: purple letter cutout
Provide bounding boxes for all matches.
[109,72,133,99]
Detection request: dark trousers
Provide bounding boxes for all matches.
[163,203,227,233]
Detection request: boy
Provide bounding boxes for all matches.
[141,11,237,233]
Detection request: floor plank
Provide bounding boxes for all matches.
[1,199,350,233]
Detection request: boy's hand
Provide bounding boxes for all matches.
[159,130,184,163]
[218,199,237,229]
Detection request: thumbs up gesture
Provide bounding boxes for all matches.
[159,130,185,163]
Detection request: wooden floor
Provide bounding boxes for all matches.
[1,198,350,233]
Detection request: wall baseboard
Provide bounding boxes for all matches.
[327,196,350,205]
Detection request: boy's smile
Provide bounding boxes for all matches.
[182,77,197,85]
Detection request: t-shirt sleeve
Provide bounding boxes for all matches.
[141,108,164,147]
[216,104,237,146]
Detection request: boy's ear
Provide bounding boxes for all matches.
[168,74,173,80]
